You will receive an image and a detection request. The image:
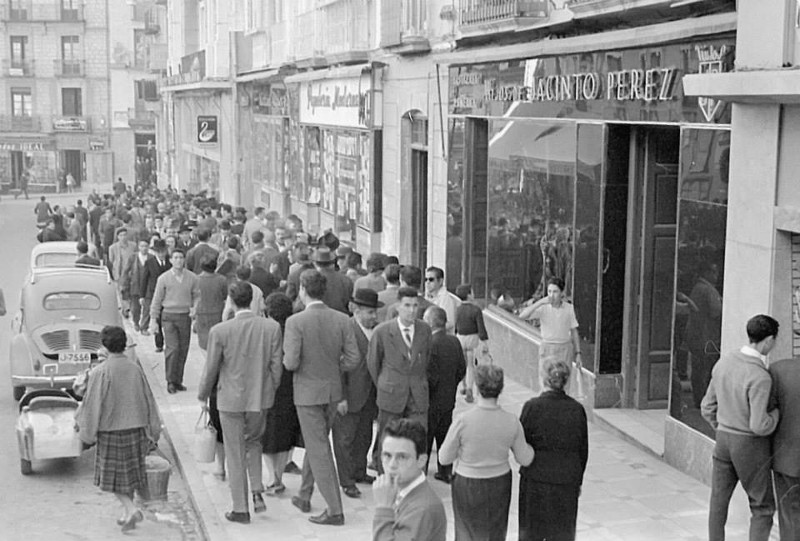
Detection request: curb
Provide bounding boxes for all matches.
[133,327,230,541]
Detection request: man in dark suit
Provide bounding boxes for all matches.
[770,355,800,539]
[249,251,281,298]
[198,281,283,524]
[141,240,171,351]
[283,269,360,526]
[121,239,151,332]
[423,306,466,483]
[185,228,219,273]
[368,286,433,474]
[384,266,433,322]
[311,246,353,314]
[332,288,382,499]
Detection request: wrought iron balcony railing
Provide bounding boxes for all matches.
[0,114,41,132]
[459,0,548,26]
[2,58,34,76]
[54,58,85,77]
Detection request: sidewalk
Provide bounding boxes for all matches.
[133,320,776,541]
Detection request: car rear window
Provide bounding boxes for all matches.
[43,292,101,311]
[36,253,77,267]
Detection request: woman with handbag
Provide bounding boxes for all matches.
[75,326,161,532]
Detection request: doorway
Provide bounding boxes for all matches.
[61,149,83,186]
[10,150,25,188]
[602,125,680,409]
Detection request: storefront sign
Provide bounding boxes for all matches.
[449,38,735,123]
[197,115,218,145]
[53,117,88,131]
[299,75,372,129]
[254,85,288,116]
[0,140,55,151]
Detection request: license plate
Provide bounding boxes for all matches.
[58,352,91,363]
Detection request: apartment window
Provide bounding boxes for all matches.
[11,88,32,117]
[61,36,79,60]
[268,0,283,24]
[9,0,28,21]
[136,80,158,101]
[62,88,82,116]
[62,0,79,20]
[10,36,27,67]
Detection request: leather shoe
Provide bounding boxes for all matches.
[355,474,375,484]
[291,496,311,513]
[434,472,452,484]
[167,383,177,394]
[252,492,266,513]
[342,485,361,498]
[308,510,344,526]
[174,383,187,391]
[225,511,250,524]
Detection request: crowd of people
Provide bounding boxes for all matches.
[41,182,590,540]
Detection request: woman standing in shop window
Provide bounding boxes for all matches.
[518,277,582,369]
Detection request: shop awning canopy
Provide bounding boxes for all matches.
[284,63,372,84]
[236,67,281,83]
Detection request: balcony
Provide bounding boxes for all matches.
[128,108,156,130]
[293,10,325,68]
[566,0,711,19]
[323,0,372,64]
[54,58,85,77]
[2,58,34,76]
[381,0,430,54]
[1,1,85,22]
[52,115,91,131]
[458,0,549,38]
[0,114,41,132]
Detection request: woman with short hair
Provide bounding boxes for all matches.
[75,326,161,531]
[439,364,534,540]
[518,357,589,541]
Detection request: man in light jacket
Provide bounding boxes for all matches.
[198,281,283,524]
[701,314,780,541]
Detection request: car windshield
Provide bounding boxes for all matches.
[36,253,77,267]
[43,292,101,311]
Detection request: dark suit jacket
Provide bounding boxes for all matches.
[367,318,433,415]
[342,318,377,414]
[318,265,353,315]
[142,256,171,300]
[186,243,220,274]
[250,266,281,298]
[283,302,360,406]
[519,390,588,486]
[770,358,800,476]
[428,330,466,414]
[122,253,150,298]
[198,311,283,412]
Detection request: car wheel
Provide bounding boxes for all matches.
[20,459,32,475]
[13,386,25,401]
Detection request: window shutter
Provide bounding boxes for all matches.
[380,0,402,47]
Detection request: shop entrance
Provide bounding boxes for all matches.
[61,149,83,186]
[10,150,25,188]
[604,125,680,409]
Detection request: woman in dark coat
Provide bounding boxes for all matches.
[261,292,302,495]
[518,357,588,541]
[75,326,161,532]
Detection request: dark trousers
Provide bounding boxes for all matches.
[139,296,152,331]
[296,403,343,515]
[130,295,142,330]
[161,312,191,385]
[775,471,800,541]
[372,403,427,474]
[452,471,512,541]
[332,403,375,487]
[426,407,453,476]
[709,431,774,541]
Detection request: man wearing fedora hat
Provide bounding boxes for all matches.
[332,288,383,498]
[311,246,353,315]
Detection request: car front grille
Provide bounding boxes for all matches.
[40,330,71,351]
[79,330,103,351]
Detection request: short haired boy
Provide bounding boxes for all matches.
[373,419,446,541]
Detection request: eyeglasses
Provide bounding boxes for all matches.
[425,277,437,282]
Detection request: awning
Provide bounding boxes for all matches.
[236,67,280,84]
[285,63,371,84]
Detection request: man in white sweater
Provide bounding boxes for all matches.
[701,314,780,541]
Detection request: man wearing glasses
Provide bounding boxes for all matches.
[424,267,460,334]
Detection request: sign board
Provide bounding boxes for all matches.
[197,115,218,145]
[53,117,88,131]
[299,75,371,128]
[0,140,55,151]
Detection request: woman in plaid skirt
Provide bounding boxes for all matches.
[75,326,162,532]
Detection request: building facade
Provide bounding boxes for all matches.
[0,0,165,194]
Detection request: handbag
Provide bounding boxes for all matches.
[194,409,217,463]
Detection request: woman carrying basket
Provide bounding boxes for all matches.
[75,326,161,532]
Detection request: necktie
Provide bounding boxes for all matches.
[403,328,412,350]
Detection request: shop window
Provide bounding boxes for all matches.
[445,118,466,292]
[669,127,729,438]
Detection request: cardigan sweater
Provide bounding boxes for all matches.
[372,480,446,541]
